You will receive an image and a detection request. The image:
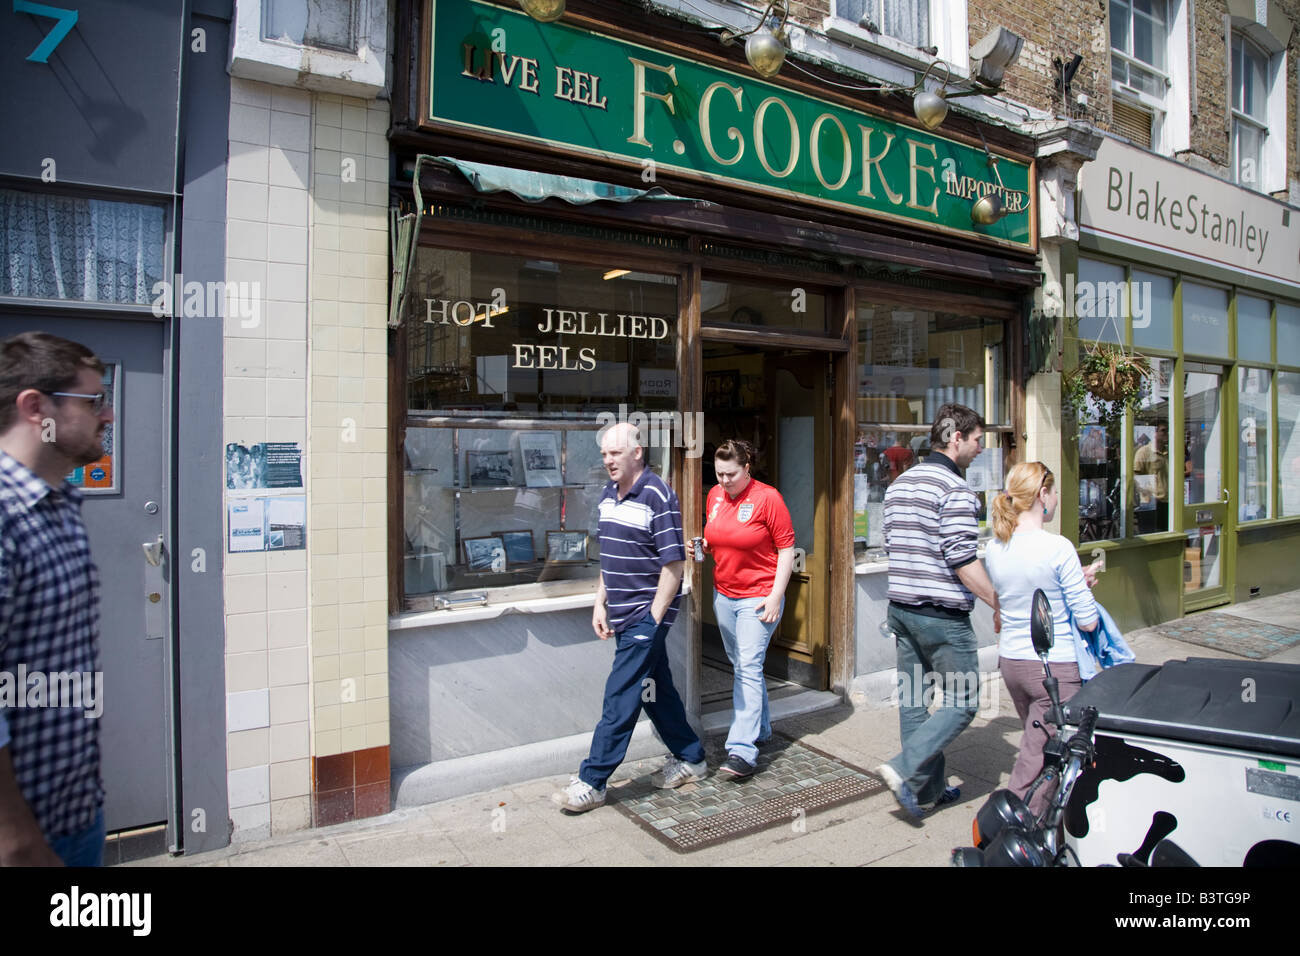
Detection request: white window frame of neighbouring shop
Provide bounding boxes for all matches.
[1068,252,1300,545]
[1108,0,1191,155]
[1228,24,1288,194]
[826,0,969,76]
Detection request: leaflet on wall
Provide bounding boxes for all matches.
[225,442,304,490]
[227,494,307,553]
[228,497,267,552]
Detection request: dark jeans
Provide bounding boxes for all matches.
[579,615,704,790]
[50,805,105,867]
[885,604,980,805]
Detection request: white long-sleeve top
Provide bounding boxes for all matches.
[985,529,1100,662]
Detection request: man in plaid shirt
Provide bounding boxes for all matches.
[0,332,112,866]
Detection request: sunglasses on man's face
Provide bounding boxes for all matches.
[45,391,108,413]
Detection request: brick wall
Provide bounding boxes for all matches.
[968,0,1112,122]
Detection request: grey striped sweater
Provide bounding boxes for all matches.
[882,455,980,612]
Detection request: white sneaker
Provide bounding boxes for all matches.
[650,755,708,789]
[552,775,606,814]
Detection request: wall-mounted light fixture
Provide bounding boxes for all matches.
[519,0,564,22]
[969,129,1029,225]
[720,2,790,79]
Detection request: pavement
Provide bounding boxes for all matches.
[127,589,1300,867]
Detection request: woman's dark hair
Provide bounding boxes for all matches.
[0,332,104,430]
[714,439,755,469]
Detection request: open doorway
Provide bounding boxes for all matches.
[698,342,831,706]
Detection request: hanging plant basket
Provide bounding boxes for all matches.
[1064,343,1152,425]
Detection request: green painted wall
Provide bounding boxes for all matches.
[1235,522,1300,602]
[1075,538,1184,633]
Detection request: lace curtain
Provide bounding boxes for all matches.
[0,188,165,305]
[838,0,929,48]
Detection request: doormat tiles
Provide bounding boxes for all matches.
[609,735,885,853]
[1152,615,1300,660]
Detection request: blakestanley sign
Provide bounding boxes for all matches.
[1079,136,1298,285]
[426,0,1033,249]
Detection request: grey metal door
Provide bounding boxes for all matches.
[0,313,171,832]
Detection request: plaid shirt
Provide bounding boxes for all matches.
[0,449,103,840]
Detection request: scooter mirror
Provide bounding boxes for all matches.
[1030,588,1054,656]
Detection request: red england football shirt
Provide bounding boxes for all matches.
[704,478,796,598]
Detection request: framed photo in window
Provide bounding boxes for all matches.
[466,450,513,487]
[519,431,562,487]
[546,530,588,564]
[463,535,507,572]
[1079,425,1108,464]
[495,530,535,567]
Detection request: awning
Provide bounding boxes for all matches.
[390,155,700,327]
[428,155,699,205]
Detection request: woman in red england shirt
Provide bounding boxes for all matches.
[695,440,796,779]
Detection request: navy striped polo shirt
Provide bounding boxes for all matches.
[597,467,686,631]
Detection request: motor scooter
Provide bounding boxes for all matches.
[950,589,1197,867]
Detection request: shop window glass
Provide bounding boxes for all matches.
[1277,303,1300,363]
[1182,282,1229,356]
[1131,269,1173,350]
[1237,295,1272,363]
[0,188,165,305]
[1238,368,1272,522]
[1183,362,1224,505]
[1078,394,1124,543]
[1278,371,1300,517]
[1076,257,1125,344]
[853,302,1007,553]
[402,249,679,602]
[700,279,827,334]
[1133,357,1174,534]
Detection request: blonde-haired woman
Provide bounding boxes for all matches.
[984,461,1101,816]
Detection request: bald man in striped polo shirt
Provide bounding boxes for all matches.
[554,422,706,814]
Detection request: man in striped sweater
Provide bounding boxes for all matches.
[878,403,1000,820]
[554,422,706,813]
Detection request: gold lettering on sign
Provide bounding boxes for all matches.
[461,43,495,82]
[627,58,677,148]
[699,81,745,166]
[905,139,940,217]
[810,113,851,191]
[753,96,799,179]
[857,126,903,204]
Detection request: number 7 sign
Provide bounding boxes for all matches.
[13,1,78,64]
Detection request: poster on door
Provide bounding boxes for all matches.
[65,364,118,494]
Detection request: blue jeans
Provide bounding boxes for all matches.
[579,615,704,790]
[715,593,782,764]
[50,805,105,867]
[885,605,980,805]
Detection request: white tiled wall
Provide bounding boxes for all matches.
[224,77,314,842]
[308,93,390,761]
[223,76,389,841]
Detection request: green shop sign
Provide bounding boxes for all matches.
[425,0,1034,250]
